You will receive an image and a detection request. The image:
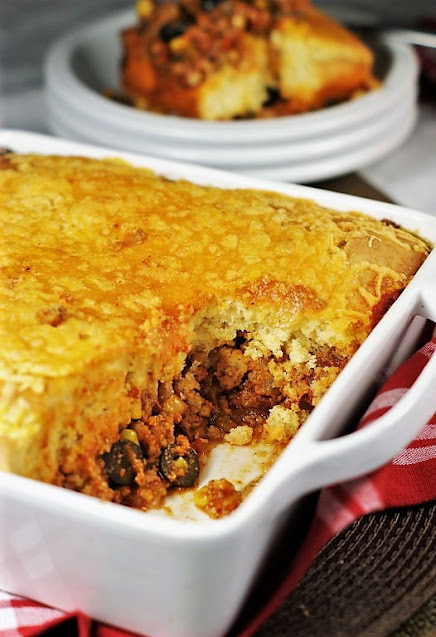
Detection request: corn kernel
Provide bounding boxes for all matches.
[131,400,142,420]
[169,36,187,54]
[121,428,140,445]
[163,394,187,416]
[186,71,203,87]
[231,14,245,28]
[136,0,154,18]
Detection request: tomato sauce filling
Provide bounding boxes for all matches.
[87,332,346,515]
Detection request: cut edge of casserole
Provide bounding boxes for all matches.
[0,152,431,518]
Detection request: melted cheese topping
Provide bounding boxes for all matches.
[0,154,430,379]
[0,154,431,482]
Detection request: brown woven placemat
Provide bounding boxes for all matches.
[253,502,436,637]
[394,596,436,637]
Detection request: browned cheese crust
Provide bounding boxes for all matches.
[0,153,431,513]
[119,0,377,119]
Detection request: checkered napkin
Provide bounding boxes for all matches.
[1,338,436,637]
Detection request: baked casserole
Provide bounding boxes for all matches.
[119,0,377,120]
[0,152,431,516]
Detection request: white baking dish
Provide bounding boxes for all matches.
[1,130,436,637]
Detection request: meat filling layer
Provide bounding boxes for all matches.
[65,332,346,511]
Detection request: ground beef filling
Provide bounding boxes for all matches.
[94,333,345,510]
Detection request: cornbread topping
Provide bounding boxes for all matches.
[0,152,431,516]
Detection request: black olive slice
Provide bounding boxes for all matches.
[159,20,189,43]
[103,439,143,486]
[262,87,281,107]
[159,445,200,488]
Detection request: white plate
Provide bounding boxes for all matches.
[43,9,419,181]
[244,102,418,182]
[2,130,436,637]
[47,94,417,183]
[46,81,416,166]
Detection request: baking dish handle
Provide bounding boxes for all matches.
[288,341,436,499]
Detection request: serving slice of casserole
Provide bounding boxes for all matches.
[120,0,377,120]
[0,153,431,514]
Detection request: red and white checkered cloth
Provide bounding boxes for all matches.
[2,338,436,637]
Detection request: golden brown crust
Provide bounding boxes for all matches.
[0,153,431,510]
[119,0,377,120]
[270,5,376,113]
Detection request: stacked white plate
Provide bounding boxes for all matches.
[44,9,419,183]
